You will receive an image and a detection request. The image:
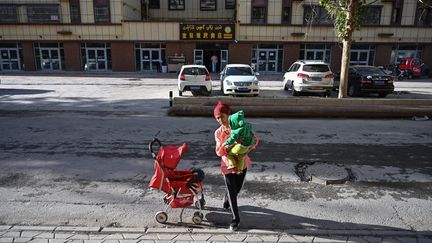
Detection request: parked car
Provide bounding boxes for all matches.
[220,64,260,96]
[177,65,212,96]
[283,60,334,96]
[347,65,394,98]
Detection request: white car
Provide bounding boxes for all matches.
[220,64,260,96]
[283,60,334,96]
[178,65,212,96]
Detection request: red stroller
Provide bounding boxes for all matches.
[148,138,205,224]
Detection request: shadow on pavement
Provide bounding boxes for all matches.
[205,205,432,235]
[0,88,54,96]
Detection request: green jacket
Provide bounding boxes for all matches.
[226,110,255,146]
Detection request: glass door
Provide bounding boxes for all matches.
[257,49,278,72]
[220,49,228,72]
[306,50,325,61]
[141,48,161,71]
[194,49,204,65]
[40,48,61,71]
[350,50,369,65]
[267,50,277,72]
[85,48,107,71]
[0,48,21,71]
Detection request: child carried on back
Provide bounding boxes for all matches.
[224,110,255,174]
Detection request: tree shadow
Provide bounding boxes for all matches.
[0,88,54,96]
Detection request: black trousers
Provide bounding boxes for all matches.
[223,168,247,222]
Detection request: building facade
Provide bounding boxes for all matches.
[0,0,431,73]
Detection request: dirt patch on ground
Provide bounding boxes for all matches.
[0,173,34,188]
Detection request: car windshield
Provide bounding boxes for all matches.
[226,67,253,76]
[354,67,386,75]
[302,64,329,72]
[182,67,208,75]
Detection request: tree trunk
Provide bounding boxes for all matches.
[338,0,360,98]
[338,40,351,98]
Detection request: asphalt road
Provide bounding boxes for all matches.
[0,74,431,231]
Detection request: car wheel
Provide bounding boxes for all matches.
[323,90,331,97]
[348,84,357,97]
[378,92,388,98]
[191,91,200,96]
[291,82,298,96]
[283,82,288,91]
[179,90,183,96]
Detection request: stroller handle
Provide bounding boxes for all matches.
[149,138,162,159]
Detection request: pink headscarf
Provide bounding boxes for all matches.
[213,101,231,117]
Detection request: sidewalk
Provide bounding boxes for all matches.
[1,225,431,243]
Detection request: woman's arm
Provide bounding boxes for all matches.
[215,128,228,157]
[250,133,259,150]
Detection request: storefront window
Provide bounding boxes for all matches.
[391,45,423,64]
[70,0,81,24]
[149,0,160,9]
[94,0,110,23]
[0,5,18,23]
[251,0,267,24]
[169,0,185,10]
[201,0,216,11]
[303,6,333,25]
[299,44,331,63]
[27,5,60,23]
[391,0,403,25]
[281,0,292,24]
[361,6,381,25]
[252,7,266,24]
[350,45,375,66]
[226,0,236,9]
[415,1,432,26]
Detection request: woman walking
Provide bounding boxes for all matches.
[213,101,259,231]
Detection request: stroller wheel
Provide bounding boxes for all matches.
[155,211,168,224]
[192,211,203,225]
[195,198,206,209]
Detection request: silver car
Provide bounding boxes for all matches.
[283,60,334,97]
[220,64,260,96]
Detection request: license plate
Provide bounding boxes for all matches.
[310,77,322,81]
[374,81,385,85]
[237,88,250,92]
[190,86,201,90]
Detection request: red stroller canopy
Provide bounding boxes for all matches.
[149,143,188,193]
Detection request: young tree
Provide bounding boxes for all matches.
[319,0,366,98]
[320,0,431,98]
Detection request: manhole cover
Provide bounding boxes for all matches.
[304,163,350,185]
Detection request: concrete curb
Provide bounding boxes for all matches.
[168,97,432,118]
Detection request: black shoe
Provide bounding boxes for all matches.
[229,220,240,231]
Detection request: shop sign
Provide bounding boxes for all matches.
[180,23,235,40]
